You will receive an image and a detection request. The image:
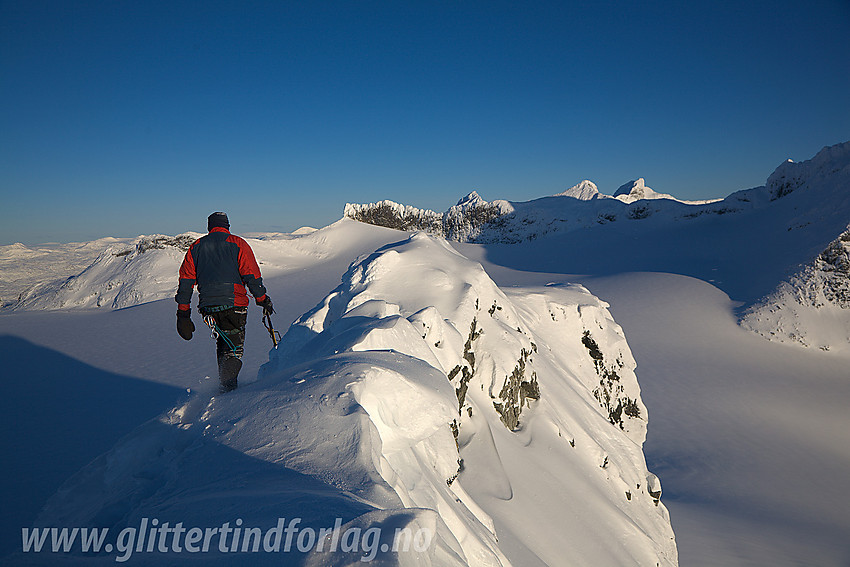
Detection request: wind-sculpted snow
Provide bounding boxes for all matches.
[29,232,675,566]
[258,233,675,565]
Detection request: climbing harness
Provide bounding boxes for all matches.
[262,311,281,349]
[200,306,239,354]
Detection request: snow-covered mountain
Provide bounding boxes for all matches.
[344,177,729,244]
[345,143,849,245]
[740,225,850,351]
[16,228,676,566]
[11,234,200,310]
[0,237,135,307]
[6,229,333,311]
[345,142,850,350]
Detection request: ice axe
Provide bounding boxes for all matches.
[262,312,282,348]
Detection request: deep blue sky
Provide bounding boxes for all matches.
[2,0,849,244]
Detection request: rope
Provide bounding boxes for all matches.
[203,314,238,353]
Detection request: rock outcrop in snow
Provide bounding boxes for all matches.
[740,227,850,351]
[344,192,514,243]
[733,142,850,351]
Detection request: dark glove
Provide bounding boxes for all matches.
[176,309,194,340]
[257,295,274,316]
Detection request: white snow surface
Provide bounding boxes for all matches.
[11,234,202,310]
[259,232,673,565]
[0,237,134,306]
[3,226,676,566]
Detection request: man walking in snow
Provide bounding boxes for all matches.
[175,212,274,393]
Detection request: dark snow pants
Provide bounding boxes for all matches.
[201,306,247,392]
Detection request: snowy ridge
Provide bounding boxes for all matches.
[4,225,349,311]
[32,232,675,566]
[345,179,726,244]
[0,237,133,306]
[258,233,674,565]
[740,226,850,352]
[343,142,850,352]
[11,234,202,310]
[344,192,514,243]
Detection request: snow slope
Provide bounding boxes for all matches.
[262,233,674,565]
[8,231,676,566]
[0,237,133,306]
[740,226,850,352]
[566,273,850,567]
[12,234,201,310]
[454,249,850,567]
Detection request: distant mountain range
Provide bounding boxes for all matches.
[345,141,850,352]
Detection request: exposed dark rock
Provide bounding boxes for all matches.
[583,330,641,429]
[492,344,539,430]
[449,318,482,412]
[137,234,196,253]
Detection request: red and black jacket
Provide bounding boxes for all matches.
[175,227,267,312]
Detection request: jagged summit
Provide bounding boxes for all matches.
[766,140,850,200]
[613,178,677,203]
[614,178,647,198]
[555,180,600,200]
[455,190,487,207]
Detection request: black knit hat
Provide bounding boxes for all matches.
[208,212,230,231]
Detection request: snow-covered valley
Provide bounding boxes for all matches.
[2,142,849,566]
